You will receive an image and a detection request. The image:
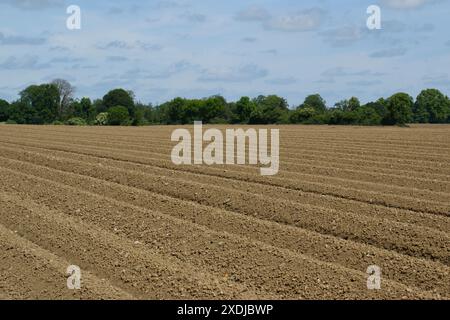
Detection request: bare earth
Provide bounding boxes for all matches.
[0,124,448,300]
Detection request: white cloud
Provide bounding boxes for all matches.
[0,32,46,45]
[320,26,364,47]
[96,40,162,51]
[381,0,434,9]
[266,77,297,85]
[264,8,325,32]
[422,73,450,86]
[198,64,268,82]
[322,68,385,78]
[235,5,270,21]
[369,47,407,58]
[0,0,64,10]
[0,55,51,69]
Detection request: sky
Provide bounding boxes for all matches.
[0,0,449,107]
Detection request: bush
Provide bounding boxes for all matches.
[290,107,317,124]
[66,117,87,126]
[107,106,130,126]
[5,119,17,124]
[52,120,64,125]
[355,106,382,125]
[95,112,109,126]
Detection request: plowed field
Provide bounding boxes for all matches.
[0,124,448,300]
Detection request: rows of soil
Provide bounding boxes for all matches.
[0,124,448,300]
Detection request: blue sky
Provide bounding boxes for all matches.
[0,0,449,107]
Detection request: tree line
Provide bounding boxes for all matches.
[1,79,449,126]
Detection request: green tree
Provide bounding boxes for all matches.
[413,100,429,123]
[68,100,80,118]
[142,104,159,124]
[448,96,450,123]
[162,97,186,124]
[234,96,256,124]
[328,109,358,125]
[6,100,27,124]
[414,89,450,123]
[386,93,413,125]
[334,100,348,111]
[290,107,316,124]
[364,98,389,124]
[348,97,361,111]
[251,95,289,124]
[19,84,59,124]
[334,97,360,112]
[93,99,106,114]
[80,97,96,123]
[133,102,152,126]
[248,108,265,124]
[354,106,382,125]
[70,98,96,123]
[107,106,130,125]
[103,89,135,118]
[0,99,9,122]
[302,94,327,113]
[183,99,202,124]
[200,95,229,123]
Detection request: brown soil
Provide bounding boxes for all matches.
[0,124,448,300]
